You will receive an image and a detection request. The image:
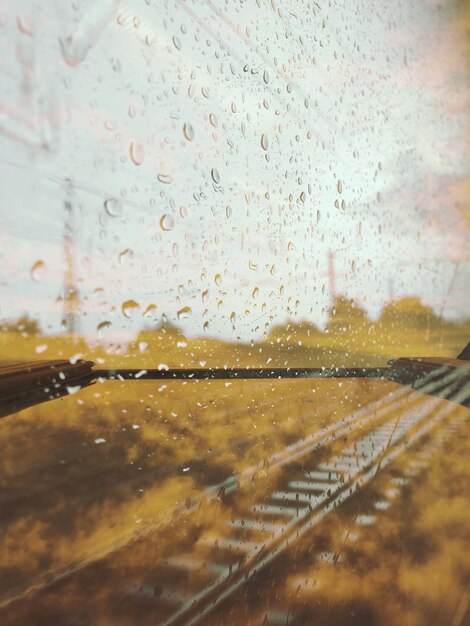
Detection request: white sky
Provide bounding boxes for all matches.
[0,0,469,341]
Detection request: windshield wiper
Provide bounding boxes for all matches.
[0,342,469,418]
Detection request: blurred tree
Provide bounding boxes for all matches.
[1,314,41,336]
[267,319,320,343]
[378,297,440,331]
[326,296,371,335]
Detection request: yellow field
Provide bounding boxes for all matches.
[0,297,468,607]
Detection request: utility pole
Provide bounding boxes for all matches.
[328,250,336,304]
[388,277,394,302]
[63,194,80,343]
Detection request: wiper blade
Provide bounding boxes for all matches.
[94,366,389,380]
[0,357,469,418]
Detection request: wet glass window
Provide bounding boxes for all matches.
[0,1,469,625]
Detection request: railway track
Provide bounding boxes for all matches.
[0,369,468,626]
[234,399,470,626]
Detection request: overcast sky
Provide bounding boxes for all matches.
[1,0,469,341]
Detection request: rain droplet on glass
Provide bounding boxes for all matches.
[157,173,173,184]
[122,299,140,318]
[31,260,46,282]
[17,15,34,36]
[104,198,123,217]
[211,168,220,184]
[119,248,132,263]
[130,142,145,165]
[143,304,157,317]
[177,306,192,320]
[160,214,175,231]
[183,123,194,141]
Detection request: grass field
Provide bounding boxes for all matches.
[0,297,468,604]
